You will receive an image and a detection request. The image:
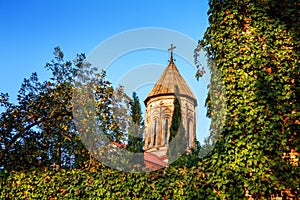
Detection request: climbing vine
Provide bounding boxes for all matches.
[196,0,300,199]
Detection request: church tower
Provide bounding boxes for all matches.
[143,44,197,164]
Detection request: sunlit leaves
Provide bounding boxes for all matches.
[1,47,95,170]
[198,0,300,198]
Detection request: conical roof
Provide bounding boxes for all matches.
[144,59,197,106]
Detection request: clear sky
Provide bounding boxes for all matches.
[0,0,210,142]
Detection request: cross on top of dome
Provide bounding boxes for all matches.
[168,43,176,63]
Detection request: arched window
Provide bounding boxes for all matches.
[187,119,191,147]
[153,120,157,146]
[164,119,168,145]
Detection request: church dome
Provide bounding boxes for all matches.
[143,45,198,164]
[144,59,197,106]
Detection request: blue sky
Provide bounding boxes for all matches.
[0,0,210,142]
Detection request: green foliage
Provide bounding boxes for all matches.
[169,93,183,142]
[0,47,131,171]
[0,165,214,200]
[0,47,90,170]
[1,0,300,196]
[126,92,145,169]
[195,0,300,198]
[171,140,203,168]
[167,87,188,163]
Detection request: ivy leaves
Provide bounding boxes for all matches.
[198,0,300,198]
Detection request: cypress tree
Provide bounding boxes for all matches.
[126,92,145,168]
[167,86,187,163]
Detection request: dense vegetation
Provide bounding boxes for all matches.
[0,48,91,170]
[195,0,300,198]
[126,92,145,169]
[1,0,299,199]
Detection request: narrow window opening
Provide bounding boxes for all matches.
[164,119,168,145]
[187,119,191,147]
[153,120,157,146]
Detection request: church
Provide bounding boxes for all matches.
[143,45,197,170]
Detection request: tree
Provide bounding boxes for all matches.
[167,87,187,163]
[195,0,300,198]
[199,136,213,158]
[0,47,94,170]
[0,47,130,171]
[126,92,145,169]
[170,139,203,168]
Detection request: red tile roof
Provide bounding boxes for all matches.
[144,151,167,170]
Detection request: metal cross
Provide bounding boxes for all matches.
[168,43,176,61]
[168,43,176,54]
